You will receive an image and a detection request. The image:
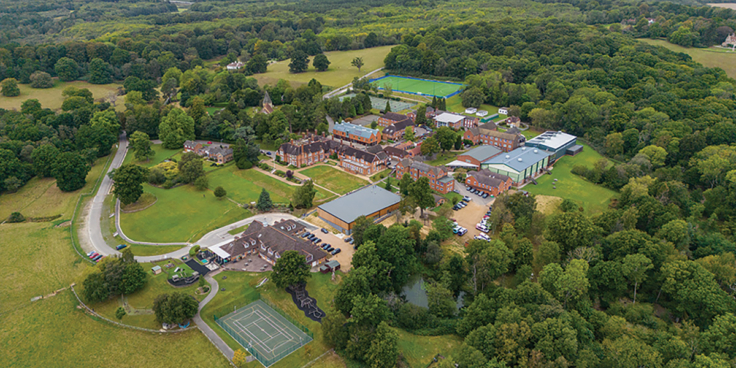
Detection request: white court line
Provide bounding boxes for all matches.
[254,309,294,341]
[233,319,273,356]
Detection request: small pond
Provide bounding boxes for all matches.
[401,274,465,310]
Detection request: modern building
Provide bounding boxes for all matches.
[481,146,552,184]
[318,186,401,234]
[498,107,509,115]
[524,131,579,162]
[465,169,513,197]
[433,112,479,129]
[394,158,455,194]
[383,119,415,141]
[377,112,412,128]
[332,122,381,145]
[209,219,329,267]
[446,145,502,169]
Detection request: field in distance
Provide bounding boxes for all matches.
[0,79,122,111]
[637,38,736,79]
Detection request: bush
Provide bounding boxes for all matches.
[286,170,293,179]
[571,165,590,177]
[236,158,252,170]
[7,212,25,223]
[397,303,429,330]
[115,307,127,320]
[194,176,209,190]
[189,245,201,256]
[214,186,227,198]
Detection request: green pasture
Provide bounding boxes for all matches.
[638,38,736,78]
[122,144,180,167]
[0,80,123,112]
[119,183,248,243]
[300,165,369,194]
[525,143,617,214]
[371,75,463,98]
[253,46,393,88]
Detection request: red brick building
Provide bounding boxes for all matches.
[383,119,415,141]
[377,112,412,128]
[464,122,523,152]
[332,122,381,146]
[465,169,513,196]
[277,138,342,167]
[338,145,387,176]
[394,158,455,194]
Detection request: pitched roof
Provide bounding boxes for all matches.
[235,220,327,261]
[485,129,520,142]
[381,112,411,123]
[461,145,502,162]
[340,145,381,163]
[383,119,415,135]
[333,122,379,139]
[399,158,449,176]
[318,185,401,224]
[384,146,409,158]
[365,145,384,154]
[263,91,273,106]
[483,146,552,172]
[468,169,511,188]
[434,112,465,124]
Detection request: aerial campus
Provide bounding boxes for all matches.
[2,1,736,368]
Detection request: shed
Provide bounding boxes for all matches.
[320,260,341,273]
[151,265,162,275]
[566,145,584,156]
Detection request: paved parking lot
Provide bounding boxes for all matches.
[453,185,496,207]
[450,200,492,244]
[300,229,355,271]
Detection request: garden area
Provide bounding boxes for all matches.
[300,165,369,194]
[525,143,617,214]
[119,183,248,243]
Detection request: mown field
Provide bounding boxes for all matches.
[119,183,248,243]
[252,46,393,88]
[122,144,180,167]
[300,165,369,194]
[525,142,617,214]
[637,38,736,78]
[207,165,332,204]
[0,165,229,368]
[0,80,123,111]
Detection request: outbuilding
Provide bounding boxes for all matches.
[319,260,341,273]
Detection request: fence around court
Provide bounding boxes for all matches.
[214,296,314,367]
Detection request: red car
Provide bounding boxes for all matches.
[207,141,212,144]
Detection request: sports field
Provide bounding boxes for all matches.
[370,75,464,98]
[216,300,312,367]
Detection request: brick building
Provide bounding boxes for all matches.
[465,169,513,197]
[394,158,455,194]
[182,140,234,164]
[377,112,412,128]
[209,219,329,267]
[332,122,381,145]
[338,145,387,176]
[464,122,523,152]
[277,138,342,167]
[448,145,503,170]
[383,119,415,141]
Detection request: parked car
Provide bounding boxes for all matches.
[457,229,468,236]
[313,238,321,243]
[88,252,99,259]
[466,186,472,191]
[266,152,272,155]
[482,193,489,198]
[331,248,341,255]
[453,189,460,194]
[463,196,471,202]
[326,246,334,252]
[344,237,352,243]
[322,243,330,250]
[87,251,95,257]
[116,244,127,250]
[348,238,354,244]
[321,228,329,234]
[207,141,213,144]
[92,254,103,262]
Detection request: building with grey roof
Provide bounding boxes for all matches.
[481,146,553,184]
[317,186,401,234]
[333,121,381,145]
[524,131,579,161]
[446,145,502,169]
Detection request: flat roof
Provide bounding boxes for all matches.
[462,145,502,162]
[434,112,464,124]
[526,131,577,150]
[333,122,379,139]
[483,146,552,172]
[318,185,401,224]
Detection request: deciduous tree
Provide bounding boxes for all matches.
[152,292,199,324]
[1,78,20,97]
[313,54,330,71]
[351,57,364,71]
[367,322,399,368]
[113,164,149,205]
[129,131,154,161]
[289,51,309,73]
[54,152,91,192]
[272,250,311,288]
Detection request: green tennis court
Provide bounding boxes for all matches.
[216,300,312,367]
[370,75,464,98]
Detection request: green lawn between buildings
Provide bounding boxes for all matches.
[207,165,332,205]
[0,164,229,368]
[252,46,393,88]
[525,142,617,214]
[300,165,370,194]
[119,183,249,243]
[425,150,467,166]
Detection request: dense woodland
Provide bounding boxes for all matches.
[2,0,736,367]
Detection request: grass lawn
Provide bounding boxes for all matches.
[122,143,180,167]
[446,95,501,117]
[638,38,736,78]
[425,150,467,166]
[207,166,329,205]
[119,183,249,243]
[252,46,393,88]
[0,154,108,221]
[228,223,250,235]
[0,222,229,368]
[200,271,343,368]
[395,329,463,367]
[87,261,206,330]
[525,143,617,214]
[370,168,392,182]
[371,75,462,98]
[0,80,123,112]
[300,165,369,194]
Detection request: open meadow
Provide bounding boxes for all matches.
[252,46,393,88]
[300,165,370,194]
[119,183,248,243]
[637,38,736,78]
[0,80,122,111]
[524,143,617,214]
